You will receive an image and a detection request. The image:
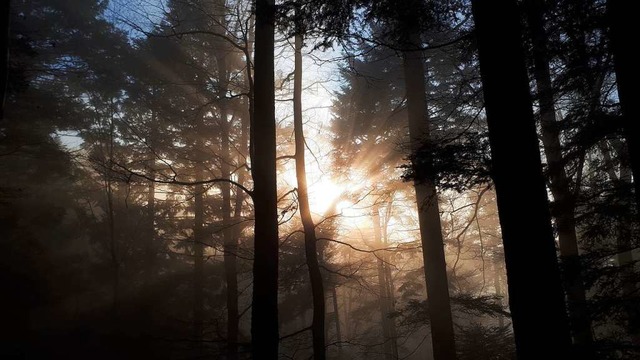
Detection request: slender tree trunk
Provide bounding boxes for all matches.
[214,17,240,355]
[244,9,255,161]
[372,205,397,360]
[401,24,456,360]
[251,0,279,358]
[492,258,505,328]
[613,143,640,338]
[221,103,239,360]
[608,0,640,214]
[193,178,205,344]
[471,1,572,358]
[618,162,635,267]
[106,111,119,318]
[142,149,156,330]
[293,33,326,360]
[381,207,399,359]
[331,286,342,349]
[524,0,593,352]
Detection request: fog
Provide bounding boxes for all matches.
[1,1,638,359]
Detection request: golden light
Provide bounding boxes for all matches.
[279,163,344,216]
[307,177,343,215]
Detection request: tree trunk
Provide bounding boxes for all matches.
[106,112,119,318]
[213,14,240,355]
[331,286,342,350]
[142,149,156,331]
[608,0,640,214]
[193,179,205,344]
[401,28,456,360]
[382,208,399,359]
[471,1,572,358]
[372,205,397,360]
[492,258,505,328]
[293,33,326,360]
[524,0,593,352]
[251,0,279,358]
[613,143,640,339]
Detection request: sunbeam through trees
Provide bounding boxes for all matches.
[1,0,639,359]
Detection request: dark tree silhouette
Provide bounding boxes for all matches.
[471,0,572,358]
[251,0,280,358]
[608,0,640,216]
[523,0,593,353]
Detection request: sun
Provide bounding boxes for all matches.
[307,177,343,215]
[279,163,344,215]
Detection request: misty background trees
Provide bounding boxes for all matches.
[1,0,638,359]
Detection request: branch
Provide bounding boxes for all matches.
[113,163,254,197]
[279,326,312,341]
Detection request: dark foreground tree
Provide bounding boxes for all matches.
[251,0,279,358]
[607,0,640,216]
[471,0,572,358]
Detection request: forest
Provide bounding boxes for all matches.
[1,0,638,359]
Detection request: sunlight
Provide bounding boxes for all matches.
[279,163,344,215]
[307,177,343,215]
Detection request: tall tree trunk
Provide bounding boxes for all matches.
[213,9,240,354]
[372,205,397,360]
[142,149,156,331]
[492,258,505,328]
[613,143,640,339]
[193,179,205,344]
[221,97,238,360]
[608,0,640,214]
[524,0,593,352]
[381,206,399,359]
[293,33,326,360]
[251,0,279,358]
[471,1,571,358]
[401,21,456,360]
[106,110,119,318]
[331,286,342,349]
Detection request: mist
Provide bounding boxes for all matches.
[1,1,638,359]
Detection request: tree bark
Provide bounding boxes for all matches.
[471,0,572,358]
[524,0,593,352]
[401,27,457,360]
[251,0,279,358]
[293,33,326,360]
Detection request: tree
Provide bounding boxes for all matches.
[399,2,457,358]
[523,0,593,353]
[607,0,640,215]
[293,31,326,359]
[251,0,280,358]
[470,0,572,358]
